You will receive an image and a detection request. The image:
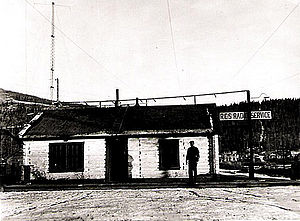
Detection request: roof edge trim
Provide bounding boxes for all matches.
[18,112,43,138]
[22,128,214,141]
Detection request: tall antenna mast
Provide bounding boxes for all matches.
[50,2,55,101]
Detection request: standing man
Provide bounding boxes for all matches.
[186,141,199,184]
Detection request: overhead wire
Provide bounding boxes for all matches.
[230,2,300,81]
[24,0,28,94]
[264,72,300,87]
[55,7,71,77]
[166,0,180,86]
[24,0,141,95]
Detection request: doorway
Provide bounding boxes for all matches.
[105,137,128,182]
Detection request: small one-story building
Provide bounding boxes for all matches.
[19,104,219,182]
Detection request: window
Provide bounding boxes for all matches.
[159,139,180,170]
[49,142,84,173]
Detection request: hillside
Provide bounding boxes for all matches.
[0,89,53,166]
[0,89,52,129]
[0,88,52,104]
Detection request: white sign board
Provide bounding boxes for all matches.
[219,111,272,121]
[251,111,272,120]
[219,112,246,121]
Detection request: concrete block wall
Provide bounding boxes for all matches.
[128,136,210,179]
[23,139,106,180]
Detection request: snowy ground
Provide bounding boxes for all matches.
[1,186,300,220]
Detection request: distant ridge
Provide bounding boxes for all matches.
[0,88,52,105]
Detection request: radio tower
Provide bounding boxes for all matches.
[50,2,55,102]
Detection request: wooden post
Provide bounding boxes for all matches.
[135,97,139,106]
[56,78,59,102]
[115,89,119,107]
[247,90,254,179]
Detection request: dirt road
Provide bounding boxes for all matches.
[1,186,300,220]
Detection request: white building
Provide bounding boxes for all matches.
[19,104,219,182]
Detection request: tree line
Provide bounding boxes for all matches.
[217,98,300,161]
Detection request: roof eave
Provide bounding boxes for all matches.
[22,128,215,141]
[18,112,43,138]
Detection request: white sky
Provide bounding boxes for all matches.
[0,0,299,103]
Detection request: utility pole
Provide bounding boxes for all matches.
[50,2,55,102]
[115,89,119,107]
[55,78,59,102]
[247,90,254,179]
[0,127,2,164]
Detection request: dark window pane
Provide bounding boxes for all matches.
[49,142,84,173]
[159,139,180,170]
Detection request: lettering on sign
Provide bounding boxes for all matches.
[219,112,246,121]
[251,111,272,120]
[219,111,272,121]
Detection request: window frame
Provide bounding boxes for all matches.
[158,139,180,170]
[49,142,84,173]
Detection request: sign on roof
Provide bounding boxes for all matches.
[219,111,272,121]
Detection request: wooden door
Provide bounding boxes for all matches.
[106,137,128,182]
